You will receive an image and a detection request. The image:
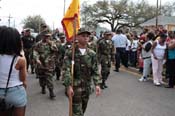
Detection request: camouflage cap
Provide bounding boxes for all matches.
[104,30,112,35]
[43,31,52,36]
[77,28,91,35]
[59,33,65,38]
[40,23,47,28]
[24,28,31,32]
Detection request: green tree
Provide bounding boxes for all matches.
[22,15,46,33]
[81,0,130,32]
[81,1,99,30]
[127,0,158,27]
[161,1,175,16]
[81,0,173,31]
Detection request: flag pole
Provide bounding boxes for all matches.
[69,16,77,116]
[63,0,66,16]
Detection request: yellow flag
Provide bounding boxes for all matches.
[61,0,80,41]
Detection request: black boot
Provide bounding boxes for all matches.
[56,72,60,80]
[56,76,60,80]
[100,80,105,89]
[103,80,108,88]
[31,68,34,74]
[49,88,56,99]
[41,86,46,94]
[100,83,105,89]
[103,82,108,88]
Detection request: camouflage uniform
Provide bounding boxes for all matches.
[62,45,101,116]
[21,29,35,72]
[87,39,97,52]
[63,29,101,116]
[35,31,48,43]
[97,31,115,89]
[33,34,58,99]
[59,42,67,63]
[36,24,49,42]
[54,33,68,80]
[87,37,97,93]
[60,41,74,96]
[54,39,62,80]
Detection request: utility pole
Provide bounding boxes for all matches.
[0,0,1,9]
[0,0,2,22]
[159,0,162,15]
[63,0,66,16]
[8,14,13,27]
[156,0,159,28]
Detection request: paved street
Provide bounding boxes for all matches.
[26,67,175,116]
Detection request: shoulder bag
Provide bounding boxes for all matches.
[0,55,16,111]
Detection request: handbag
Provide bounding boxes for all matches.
[0,55,16,111]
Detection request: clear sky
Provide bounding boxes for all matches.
[0,0,173,31]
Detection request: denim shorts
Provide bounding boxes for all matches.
[0,85,27,107]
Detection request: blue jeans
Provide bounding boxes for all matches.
[0,85,27,107]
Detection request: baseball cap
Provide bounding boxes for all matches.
[59,33,65,38]
[77,28,91,35]
[24,28,31,32]
[40,23,47,28]
[44,31,52,36]
[104,30,112,35]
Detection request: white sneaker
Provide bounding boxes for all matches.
[139,77,147,82]
[143,78,147,82]
[139,77,144,82]
[154,82,161,86]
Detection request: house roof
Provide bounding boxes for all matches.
[140,15,175,26]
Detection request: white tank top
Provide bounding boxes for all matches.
[0,55,23,88]
[153,40,166,59]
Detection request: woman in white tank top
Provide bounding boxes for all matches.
[0,26,27,116]
[151,33,167,86]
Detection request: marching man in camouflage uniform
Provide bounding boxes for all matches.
[62,28,102,116]
[21,28,35,73]
[87,35,97,52]
[53,34,62,81]
[33,32,58,99]
[97,31,115,89]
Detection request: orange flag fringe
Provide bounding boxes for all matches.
[61,0,80,41]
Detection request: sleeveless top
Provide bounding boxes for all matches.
[0,55,23,88]
[153,40,166,59]
[141,40,152,59]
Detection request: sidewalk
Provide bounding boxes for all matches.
[120,65,169,84]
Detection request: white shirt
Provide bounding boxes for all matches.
[131,40,139,52]
[79,48,86,55]
[112,34,128,48]
[153,40,166,59]
[126,39,131,51]
[0,55,23,88]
